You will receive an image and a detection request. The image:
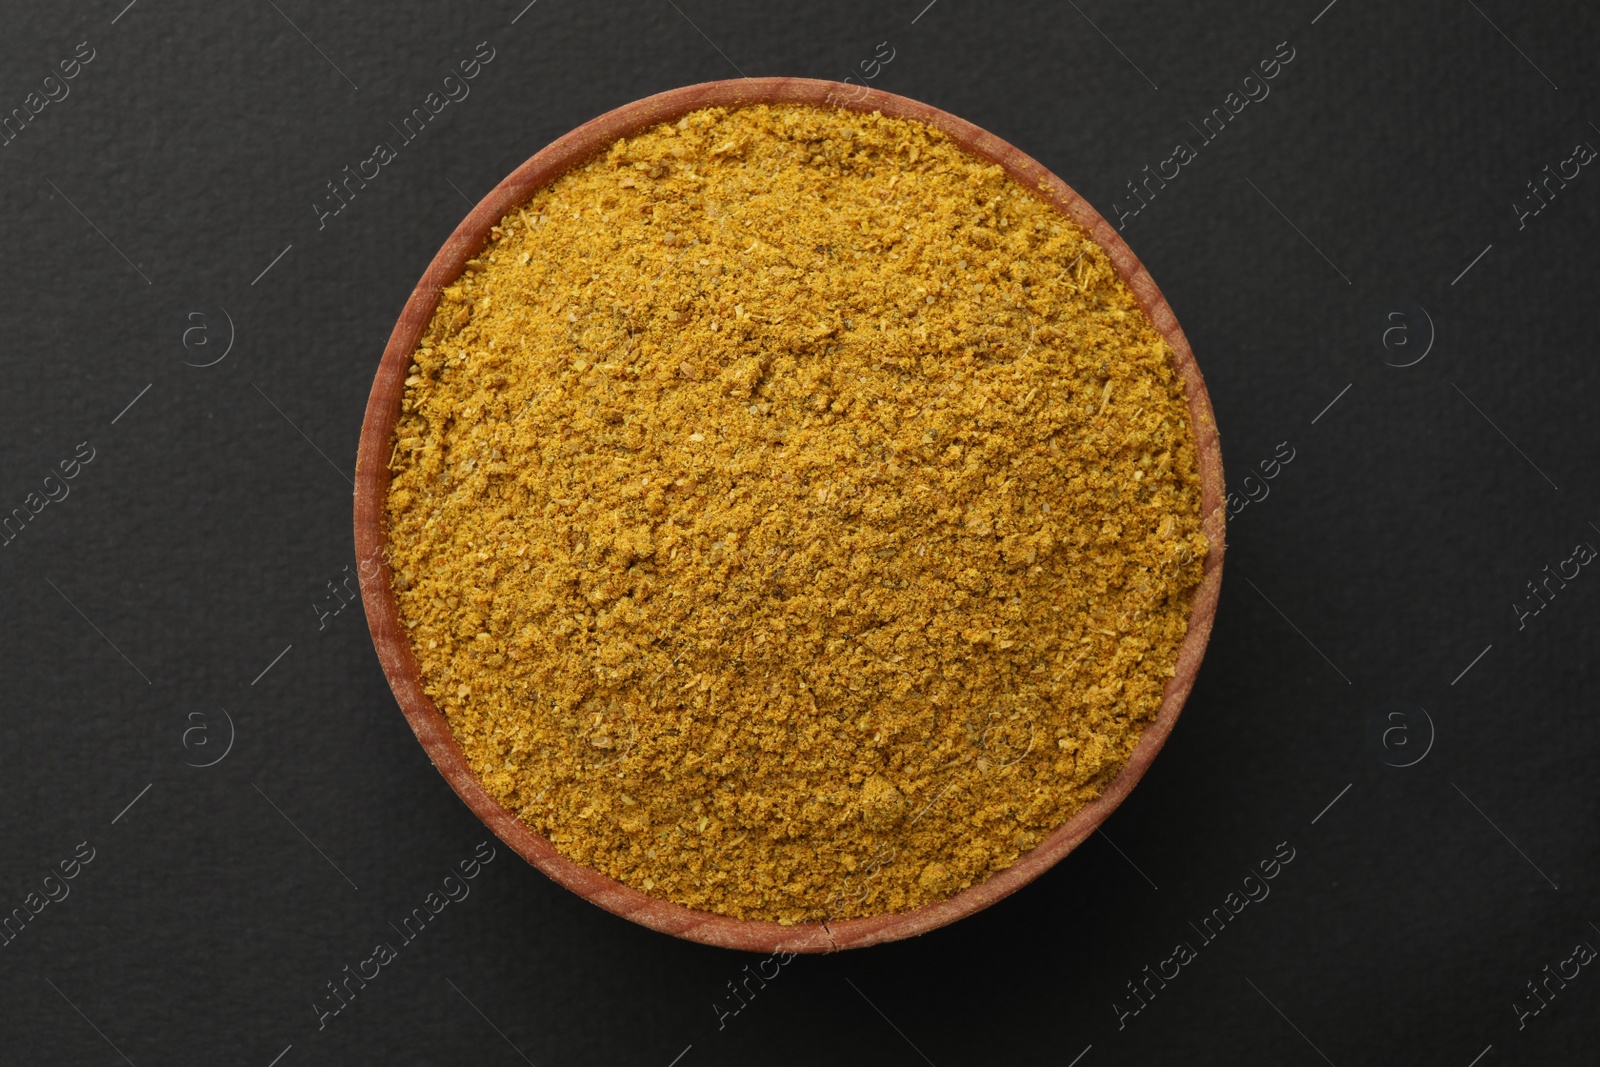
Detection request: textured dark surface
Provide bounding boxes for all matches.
[1,1,1596,1064]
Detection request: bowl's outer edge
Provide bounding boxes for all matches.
[354,76,1226,954]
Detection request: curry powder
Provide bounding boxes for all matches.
[384,104,1207,923]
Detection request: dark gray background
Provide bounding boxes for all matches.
[2,0,1596,1064]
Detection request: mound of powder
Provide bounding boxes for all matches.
[384,103,1208,923]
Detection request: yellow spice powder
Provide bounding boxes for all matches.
[384,103,1207,924]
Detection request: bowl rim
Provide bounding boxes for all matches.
[353,75,1226,953]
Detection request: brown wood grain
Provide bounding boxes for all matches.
[353,77,1227,953]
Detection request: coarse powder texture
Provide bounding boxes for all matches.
[384,103,1208,923]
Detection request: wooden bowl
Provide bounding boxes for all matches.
[354,77,1226,953]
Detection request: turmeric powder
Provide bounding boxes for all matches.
[384,104,1207,923]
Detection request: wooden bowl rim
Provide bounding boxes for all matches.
[354,76,1226,953]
